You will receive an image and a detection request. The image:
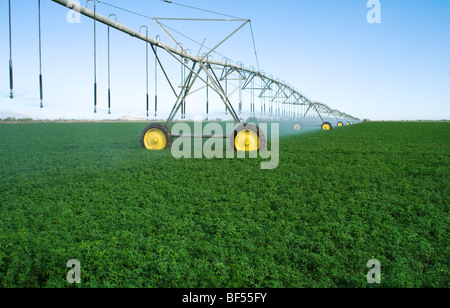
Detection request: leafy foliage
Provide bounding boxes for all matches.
[0,122,448,287]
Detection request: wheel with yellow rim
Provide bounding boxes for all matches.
[231,124,267,152]
[346,122,350,126]
[337,122,343,127]
[321,122,332,131]
[140,123,172,150]
[293,123,302,131]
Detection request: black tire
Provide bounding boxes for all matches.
[321,122,333,131]
[140,123,173,150]
[293,123,302,131]
[230,123,267,152]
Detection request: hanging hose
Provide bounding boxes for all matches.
[180,54,185,119]
[9,62,13,100]
[155,36,159,118]
[252,78,255,116]
[87,0,98,113]
[181,57,184,119]
[225,63,228,115]
[38,0,44,108]
[107,25,111,114]
[107,14,117,115]
[183,57,187,119]
[94,2,97,113]
[140,26,149,117]
[146,36,149,118]
[206,71,209,117]
[154,47,158,117]
[260,79,263,116]
[8,0,13,99]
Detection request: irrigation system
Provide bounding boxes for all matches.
[6,0,360,152]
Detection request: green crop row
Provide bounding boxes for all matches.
[0,121,448,287]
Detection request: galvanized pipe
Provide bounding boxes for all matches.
[51,0,359,122]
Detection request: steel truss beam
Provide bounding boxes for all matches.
[50,0,359,123]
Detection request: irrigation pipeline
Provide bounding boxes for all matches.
[86,0,98,113]
[12,0,359,123]
[64,0,255,77]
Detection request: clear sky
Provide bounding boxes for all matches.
[0,0,449,121]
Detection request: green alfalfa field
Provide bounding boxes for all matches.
[0,121,448,288]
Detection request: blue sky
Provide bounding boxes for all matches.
[0,0,449,121]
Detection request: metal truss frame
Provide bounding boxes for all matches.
[51,0,360,126]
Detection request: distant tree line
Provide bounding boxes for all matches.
[0,117,34,122]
